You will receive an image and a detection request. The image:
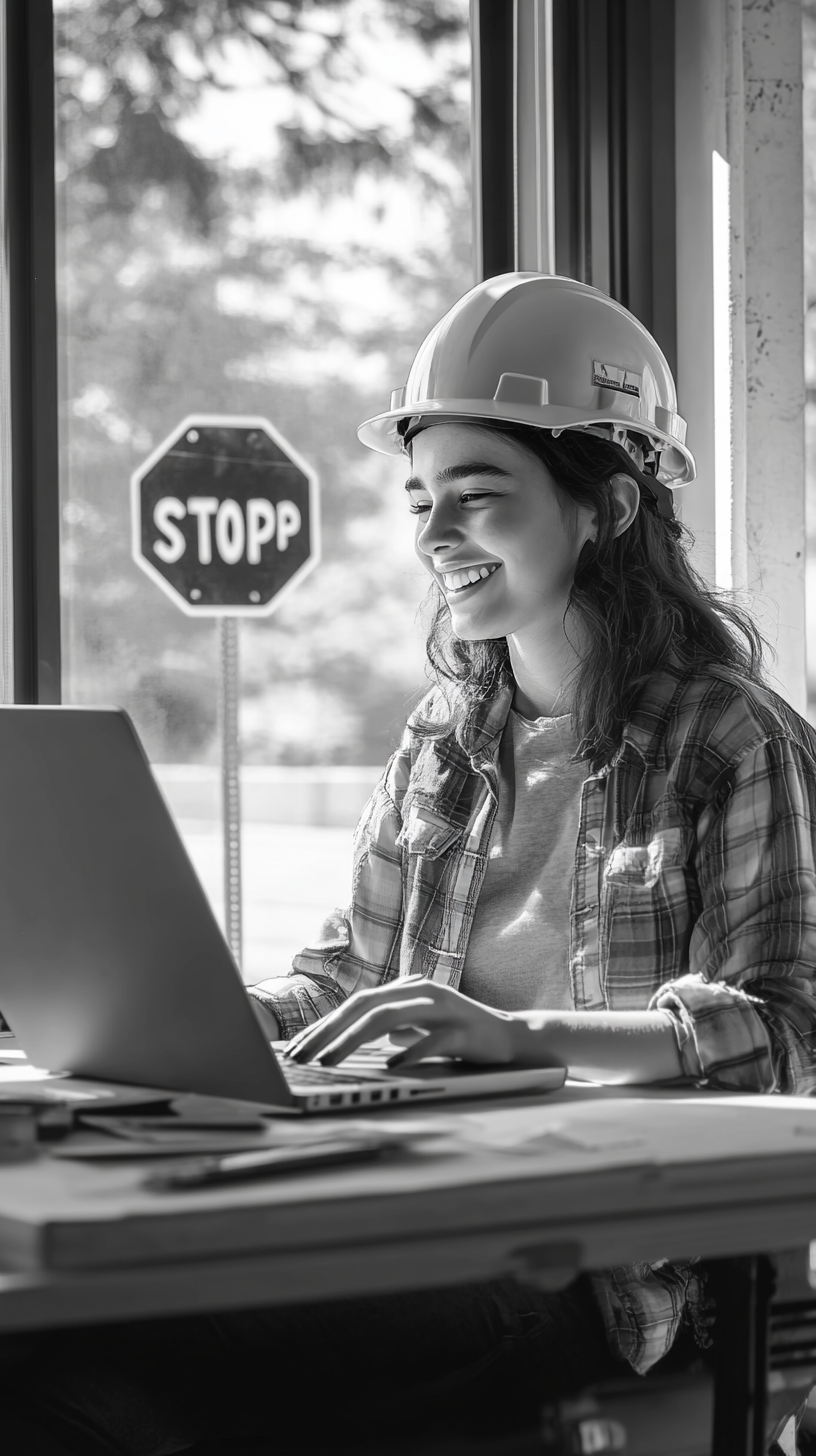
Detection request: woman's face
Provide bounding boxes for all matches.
[407,423,597,644]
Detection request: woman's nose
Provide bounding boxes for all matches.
[416,502,463,556]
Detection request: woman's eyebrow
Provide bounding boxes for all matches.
[404,462,512,493]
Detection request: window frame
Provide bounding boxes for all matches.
[6,0,60,704]
[471,0,677,372]
[8,0,679,706]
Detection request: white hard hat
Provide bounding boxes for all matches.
[358,272,695,490]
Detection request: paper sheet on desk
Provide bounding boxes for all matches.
[54,1114,455,1160]
[445,1096,816,1166]
[56,1128,285,1159]
[446,1112,646,1156]
[229,1110,648,1161]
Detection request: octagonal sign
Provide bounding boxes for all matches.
[131,415,320,616]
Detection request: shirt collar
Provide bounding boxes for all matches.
[453,655,691,772]
[456,682,515,763]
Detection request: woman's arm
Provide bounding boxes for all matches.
[649,734,816,1094]
[285,979,685,1084]
[512,1009,684,1084]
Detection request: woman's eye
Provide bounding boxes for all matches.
[409,491,494,516]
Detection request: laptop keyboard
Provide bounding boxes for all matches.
[277,1058,376,1088]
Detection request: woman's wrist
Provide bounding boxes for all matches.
[505,1013,557,1067]
[509,1008,685,1085]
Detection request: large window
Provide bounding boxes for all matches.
[54,0,472,981]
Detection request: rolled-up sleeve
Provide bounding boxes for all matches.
[247,747,408,1040]
[650,735,816,1093]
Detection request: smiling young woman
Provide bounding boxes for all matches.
[10,273,816,1452]
[258,274,816,1379]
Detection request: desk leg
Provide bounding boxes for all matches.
[711,1255,774,1456]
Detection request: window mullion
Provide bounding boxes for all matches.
[6,0,61,704]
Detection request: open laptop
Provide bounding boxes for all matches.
[0,706,565,1112]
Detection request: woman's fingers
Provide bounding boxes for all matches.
[385,1026,426,1048]
[285,979,438,1062]
[284,978,427,1057]
[310,999,452,1066]
[280,979,514,1068]
[387,1028,454,1068]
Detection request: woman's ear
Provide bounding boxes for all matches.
[608,472,640,539]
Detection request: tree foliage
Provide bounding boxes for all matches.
[56,0,472,764]
[57,0,470,230]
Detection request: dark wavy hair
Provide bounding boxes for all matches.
[412,423,771,773]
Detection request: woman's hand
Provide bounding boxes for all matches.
[283,977,550,1069]
[283,984,685,1084]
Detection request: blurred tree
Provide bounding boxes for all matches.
[56,0,471,763]
[57,0,469,223]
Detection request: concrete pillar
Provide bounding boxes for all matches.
[740,0,806,713]
[675,0,805,714]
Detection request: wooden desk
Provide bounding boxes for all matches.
[3,1082,816,1453]
[1,1085,816,1344]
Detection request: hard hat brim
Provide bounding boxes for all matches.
[357,399,696,486]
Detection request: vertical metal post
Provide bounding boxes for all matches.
[514,0,556,274]
[219,617,242,969]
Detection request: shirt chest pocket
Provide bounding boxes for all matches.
[603,824,692,892]
[397,804,470,967]
[397,804,462,860]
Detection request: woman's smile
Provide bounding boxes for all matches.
[438,562,502,595]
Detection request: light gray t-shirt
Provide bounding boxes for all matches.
[459,708,588,1012]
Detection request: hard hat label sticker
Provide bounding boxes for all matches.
[593,361,641,398]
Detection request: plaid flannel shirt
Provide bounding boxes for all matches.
[250,661,816,1373]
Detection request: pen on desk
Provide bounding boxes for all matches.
[144,1137,398,1191]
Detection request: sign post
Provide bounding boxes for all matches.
[131,416,320,968]
[220,617,242,965]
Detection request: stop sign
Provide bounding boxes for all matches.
[130,415,320,615]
